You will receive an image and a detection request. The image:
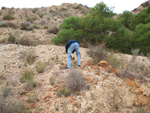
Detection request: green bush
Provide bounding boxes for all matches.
[130,4,150,30]
[51,29,83,45]
[118,11,133,29]
[89,2,114,17]
[1,6,6,10]
[3,14,14,20]
[132,23,150,55]
[59,16,81,30]
[106,26,132,54]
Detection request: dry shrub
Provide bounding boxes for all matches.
[107,52,124,69]
[1,22,18,29]
[120,57,150,82]
[0,96,25,113]
[20,36,36,46]
[20,22,33,31]
[20,69,34,83]
[20,69,37,89]
[35,61,46,73]
[47,25,59,34]
[26,50,36,65]
[19,50,36,65]
[1,87,11,98]
[66,68,86,93]
[87,43,107,64]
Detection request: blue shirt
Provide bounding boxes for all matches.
[65,40,79,53]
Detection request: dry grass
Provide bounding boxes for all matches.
[1,87,11,98]
[47,25,59,34]
[35,61,46,73]
[65,68,86,93]
[20,69,38,89]
[107,52,124,69]
[87,43,107,64]
[57,86,70,97]
[26,50,36,65]
[0,96,26,113]
[120,56,150,82]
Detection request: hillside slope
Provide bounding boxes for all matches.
[0,44,150,113]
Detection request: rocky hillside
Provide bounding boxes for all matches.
[0,44,150,113]
[0,3,89,44]
[0,3,150,113]
[131,0,150,14]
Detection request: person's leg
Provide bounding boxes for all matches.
[67,43,75,68]
[74,43,80,66]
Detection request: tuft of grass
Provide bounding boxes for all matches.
[107,52,124,69]
[49,77,55,85]
[38,13,44,18]
[2,87,11,98]
[32,8,38,13]
[8,34,16,44]
[26,50,36,65]
[27,95,37,103]
[66,68,86,93]
[35,61,46,73]
[20,69,38,89]
[57,86,70,97]
[87,43,107,64]
[20,69,34,83]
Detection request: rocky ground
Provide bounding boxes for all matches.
[0,44,150,113]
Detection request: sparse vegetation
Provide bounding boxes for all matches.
[107,52,124,69]
[120,57,150,82]
[0,96,26,113]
